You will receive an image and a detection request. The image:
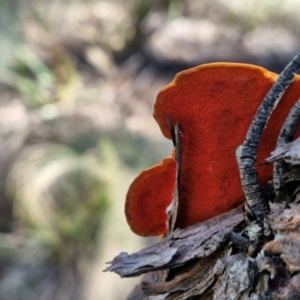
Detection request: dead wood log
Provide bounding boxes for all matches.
[105,196,300,299]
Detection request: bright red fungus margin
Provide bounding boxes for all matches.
[126,62,300,236]
[125,155,176,236]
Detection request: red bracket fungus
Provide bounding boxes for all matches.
[125,153,176,236]
[126,62,300,236]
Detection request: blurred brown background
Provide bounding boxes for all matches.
[0,0,300,299]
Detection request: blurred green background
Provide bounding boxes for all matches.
[0,0,300,299]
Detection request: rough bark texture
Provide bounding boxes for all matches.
[105,197,300,299]
[105,206,244,277]
[272,99,300,195]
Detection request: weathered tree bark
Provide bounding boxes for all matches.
[105,194,300,299]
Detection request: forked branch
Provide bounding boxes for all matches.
[236,53,300,219]
[272,98,300,197]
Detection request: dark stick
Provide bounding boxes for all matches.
[168,123,182,235]
[236,53,300,218]
[165,115,176,146]
[227,231,249,250]
[273,98,300,197]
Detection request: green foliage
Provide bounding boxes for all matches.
[0,0,25,73]
[7,47,81,109]
[9,48,55,108]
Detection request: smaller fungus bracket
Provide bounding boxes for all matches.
[125,156,176,236]
[236,53,300,220]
